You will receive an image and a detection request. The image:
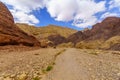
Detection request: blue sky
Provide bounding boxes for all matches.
[1,0,120,30]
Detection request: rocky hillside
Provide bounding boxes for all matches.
[0,2,40,46]
[16,16,120,50]
[88,17,120,40]
[16,23,77,39]
[67,17,120,50]
[16,23,77,47]
[68,17,120,42]
[47,34,66,46]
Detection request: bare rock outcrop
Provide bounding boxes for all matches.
[89,17,120,40]
[48,34,66,46]
[0,2,40,46]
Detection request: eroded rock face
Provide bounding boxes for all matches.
[67,31,87,44]
[0,2,14,26]
[48,34,66,46]
[66,17,120,50]
[0,2,40,46]
[67,17,120,42]
[89,17,120,40]
[109,44,120,51]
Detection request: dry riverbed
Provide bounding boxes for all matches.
[0,47,120,80]
[0,46,65,80]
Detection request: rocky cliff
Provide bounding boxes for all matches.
[0,2,40,46]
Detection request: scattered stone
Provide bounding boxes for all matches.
[18,73,27,80]
[117,72,120,76]
[4,77,12,80]
[88,68,92,71]
[10,74,16,78]
[0,76,3,80]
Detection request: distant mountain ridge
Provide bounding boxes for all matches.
[16,23,77,39]
[16,17,120,50]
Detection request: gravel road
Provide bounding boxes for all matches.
[42,48,120,80]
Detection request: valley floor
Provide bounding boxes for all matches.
[0,47,120,80]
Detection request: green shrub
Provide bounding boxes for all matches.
[32,76,41,80]
[46,65,53,72]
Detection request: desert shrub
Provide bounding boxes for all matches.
[46,65,53,72]
[32,76,41,80]
[57,42,74,48]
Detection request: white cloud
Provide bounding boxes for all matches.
[46,0,78,21]
[109,0,120,9]
[10,9,39,25]
[73,16,97,28]
[101,12,119,19]
[1,0,106,28]
[0,0,44,25]
[1,0,46,13]
[46,0,106,28]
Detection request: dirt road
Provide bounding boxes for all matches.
[42,48,120,80]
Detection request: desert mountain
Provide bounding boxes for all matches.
[16,17,120,50]
[88,17,120,40]
[0,2,40,46]
[47,34,66,46]
[16,23,77,39]
[67,17,120,50]
[2,0,119,50]
[68,17,120,42]
[16,23,77,47]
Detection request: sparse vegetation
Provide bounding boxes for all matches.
[41,49,66,75]
[52,62,56,65]
[42,65,53,74]
[89,51,98,55]
[55,49,66,57]
[86,49,102,55]
[75,36,120,50]
[57,42,74,48]
[46,65,53,72]
[32,76,41,80]
[1,1,120,80]
[75,40,103,49]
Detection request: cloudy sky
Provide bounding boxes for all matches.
[1,0,120,30]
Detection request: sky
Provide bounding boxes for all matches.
[1,0,120,30]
